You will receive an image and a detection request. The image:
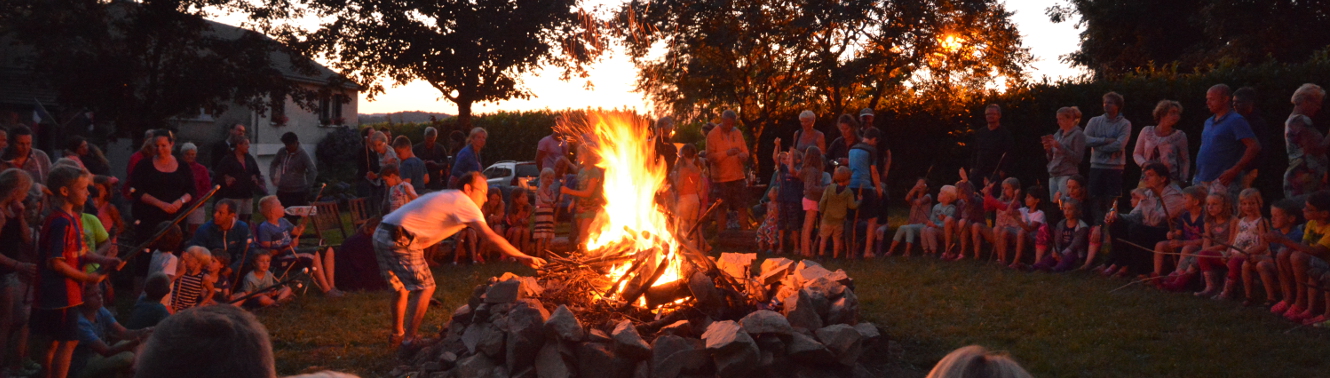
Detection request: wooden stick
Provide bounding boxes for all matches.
[1109,276,1156,293]
[116,185,221,270]
[228,268,307,305]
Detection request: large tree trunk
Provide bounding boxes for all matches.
[455,99,474,134]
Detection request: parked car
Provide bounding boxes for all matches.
[483,160,539,204]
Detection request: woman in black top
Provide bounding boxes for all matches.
[213,135,265,219]
[130,130,197,274]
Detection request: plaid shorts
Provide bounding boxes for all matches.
[372,224,435,291]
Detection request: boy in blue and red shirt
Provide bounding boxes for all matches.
[34,165,120,378]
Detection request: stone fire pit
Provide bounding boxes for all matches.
[391,255,884,378]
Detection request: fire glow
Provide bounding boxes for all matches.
[557,111,684,306]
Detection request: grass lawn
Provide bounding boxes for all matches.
[254,255,1330,377]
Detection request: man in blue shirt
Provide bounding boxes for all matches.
[1194,84,1261,196]
[187,199,251,270]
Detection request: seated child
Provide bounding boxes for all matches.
[380,163,418,213]
[1265,191,1330,326]
[504,187,532,256]
[978,177,1021,265]
[1033,198,1089,272]
[127,273,172,329]
[475,189,507,263]
[1228,189,1270,303]
[170,247,212,313]
[1157,186,1208,291]
[819,167,860,259]
[254,195,341,297]
[1007,186,1046,269]
[1268,199,1306,313]
[887,178,931,257]
[920,185,958,257]
[955,180,987,260]
[1195,192,1234,298]
[1097,187,1152,276]
[204,252,234,305]
[71,284,150,378]
[145,221,183,307]
[238,253,294,308]
[533,168,559,257]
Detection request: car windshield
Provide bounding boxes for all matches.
[483,167,512,179]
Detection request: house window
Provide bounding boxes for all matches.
[271,94,287,125]
[320,94,345,125]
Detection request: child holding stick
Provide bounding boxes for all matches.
[1263,191,1330,325]
[1033,197,1089,272]
[887,179,931,257]
[1229,189,1270,303]
[980,177,1021,265]
[1009,186,1047,269]
[533,168,559,257]
[1156,186,1208,291]
[1267,199,1305,314]
[504,188,532,255]
[1195,192,1235,298]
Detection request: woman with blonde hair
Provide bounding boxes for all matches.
[926,345,1033,378]
[449,127,488,188]
[1133,100,1190,183]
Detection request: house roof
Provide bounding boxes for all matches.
[0,10,358,108]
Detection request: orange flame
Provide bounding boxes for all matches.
[557,111,683,302]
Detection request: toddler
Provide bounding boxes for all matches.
[1156,186,1208,291]
[170,247,212,313]
[920,185,958,256]
[238,253,293,308]
[1267,199,1305,313]
[381,163,419,213]
[819,167,860,259]
[533,168,559,257]
[978,177,1021,265]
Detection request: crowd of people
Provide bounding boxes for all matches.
[0,80,1324,377]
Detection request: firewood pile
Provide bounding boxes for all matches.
[392,252,886,378]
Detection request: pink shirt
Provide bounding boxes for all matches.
[706,126,749,183]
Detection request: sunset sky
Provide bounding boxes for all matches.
[214,0,1085,116]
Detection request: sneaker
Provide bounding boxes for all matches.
[1270,301,1290,314]
[1302,315,1327,326]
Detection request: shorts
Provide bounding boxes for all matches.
[372,224,435,291]
[716,180,748,212]
[186,206,206,226]
[1089,168,1124,199]
[1309,255,1330,271]
[778,202,803,231]
[852,188,881,222]
[1034,224,1050,248]
[31,307,80,341]
[819,223,844,239]
[802,198,818,212]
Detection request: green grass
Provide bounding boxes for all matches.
[254,256,1330,377]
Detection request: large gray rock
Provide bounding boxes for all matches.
[576,342,632,378]
[786,331,834,364]
[853,322,880,343]
[486,279,521,304]
[716,253,757,280]
[825,290,858,325]
[783,290,824,331]
[650,335,707,378]
[700,320,753,354]
[506,304,547,375]
[657,320,692,337]
[453,304,475,325]
[687,271,723,310]
[544,305,584,342]
[712,340,759,378]
[803,276,846,299]
[739,310,793,336]
[815,324,863,366]
[534,343,570,378]
[612,320,652,359]
[463,322,506,357]
[456,354,497,378]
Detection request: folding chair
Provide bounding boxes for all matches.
[309,200,348,243]
[347,197,375,231]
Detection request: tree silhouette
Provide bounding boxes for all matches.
[616,0,1029,152]
[0,0,325,138]
[296,0,605,130]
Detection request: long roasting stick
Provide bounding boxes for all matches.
[114,185,221,271]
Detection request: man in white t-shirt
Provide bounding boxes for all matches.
[373,171,545,348]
